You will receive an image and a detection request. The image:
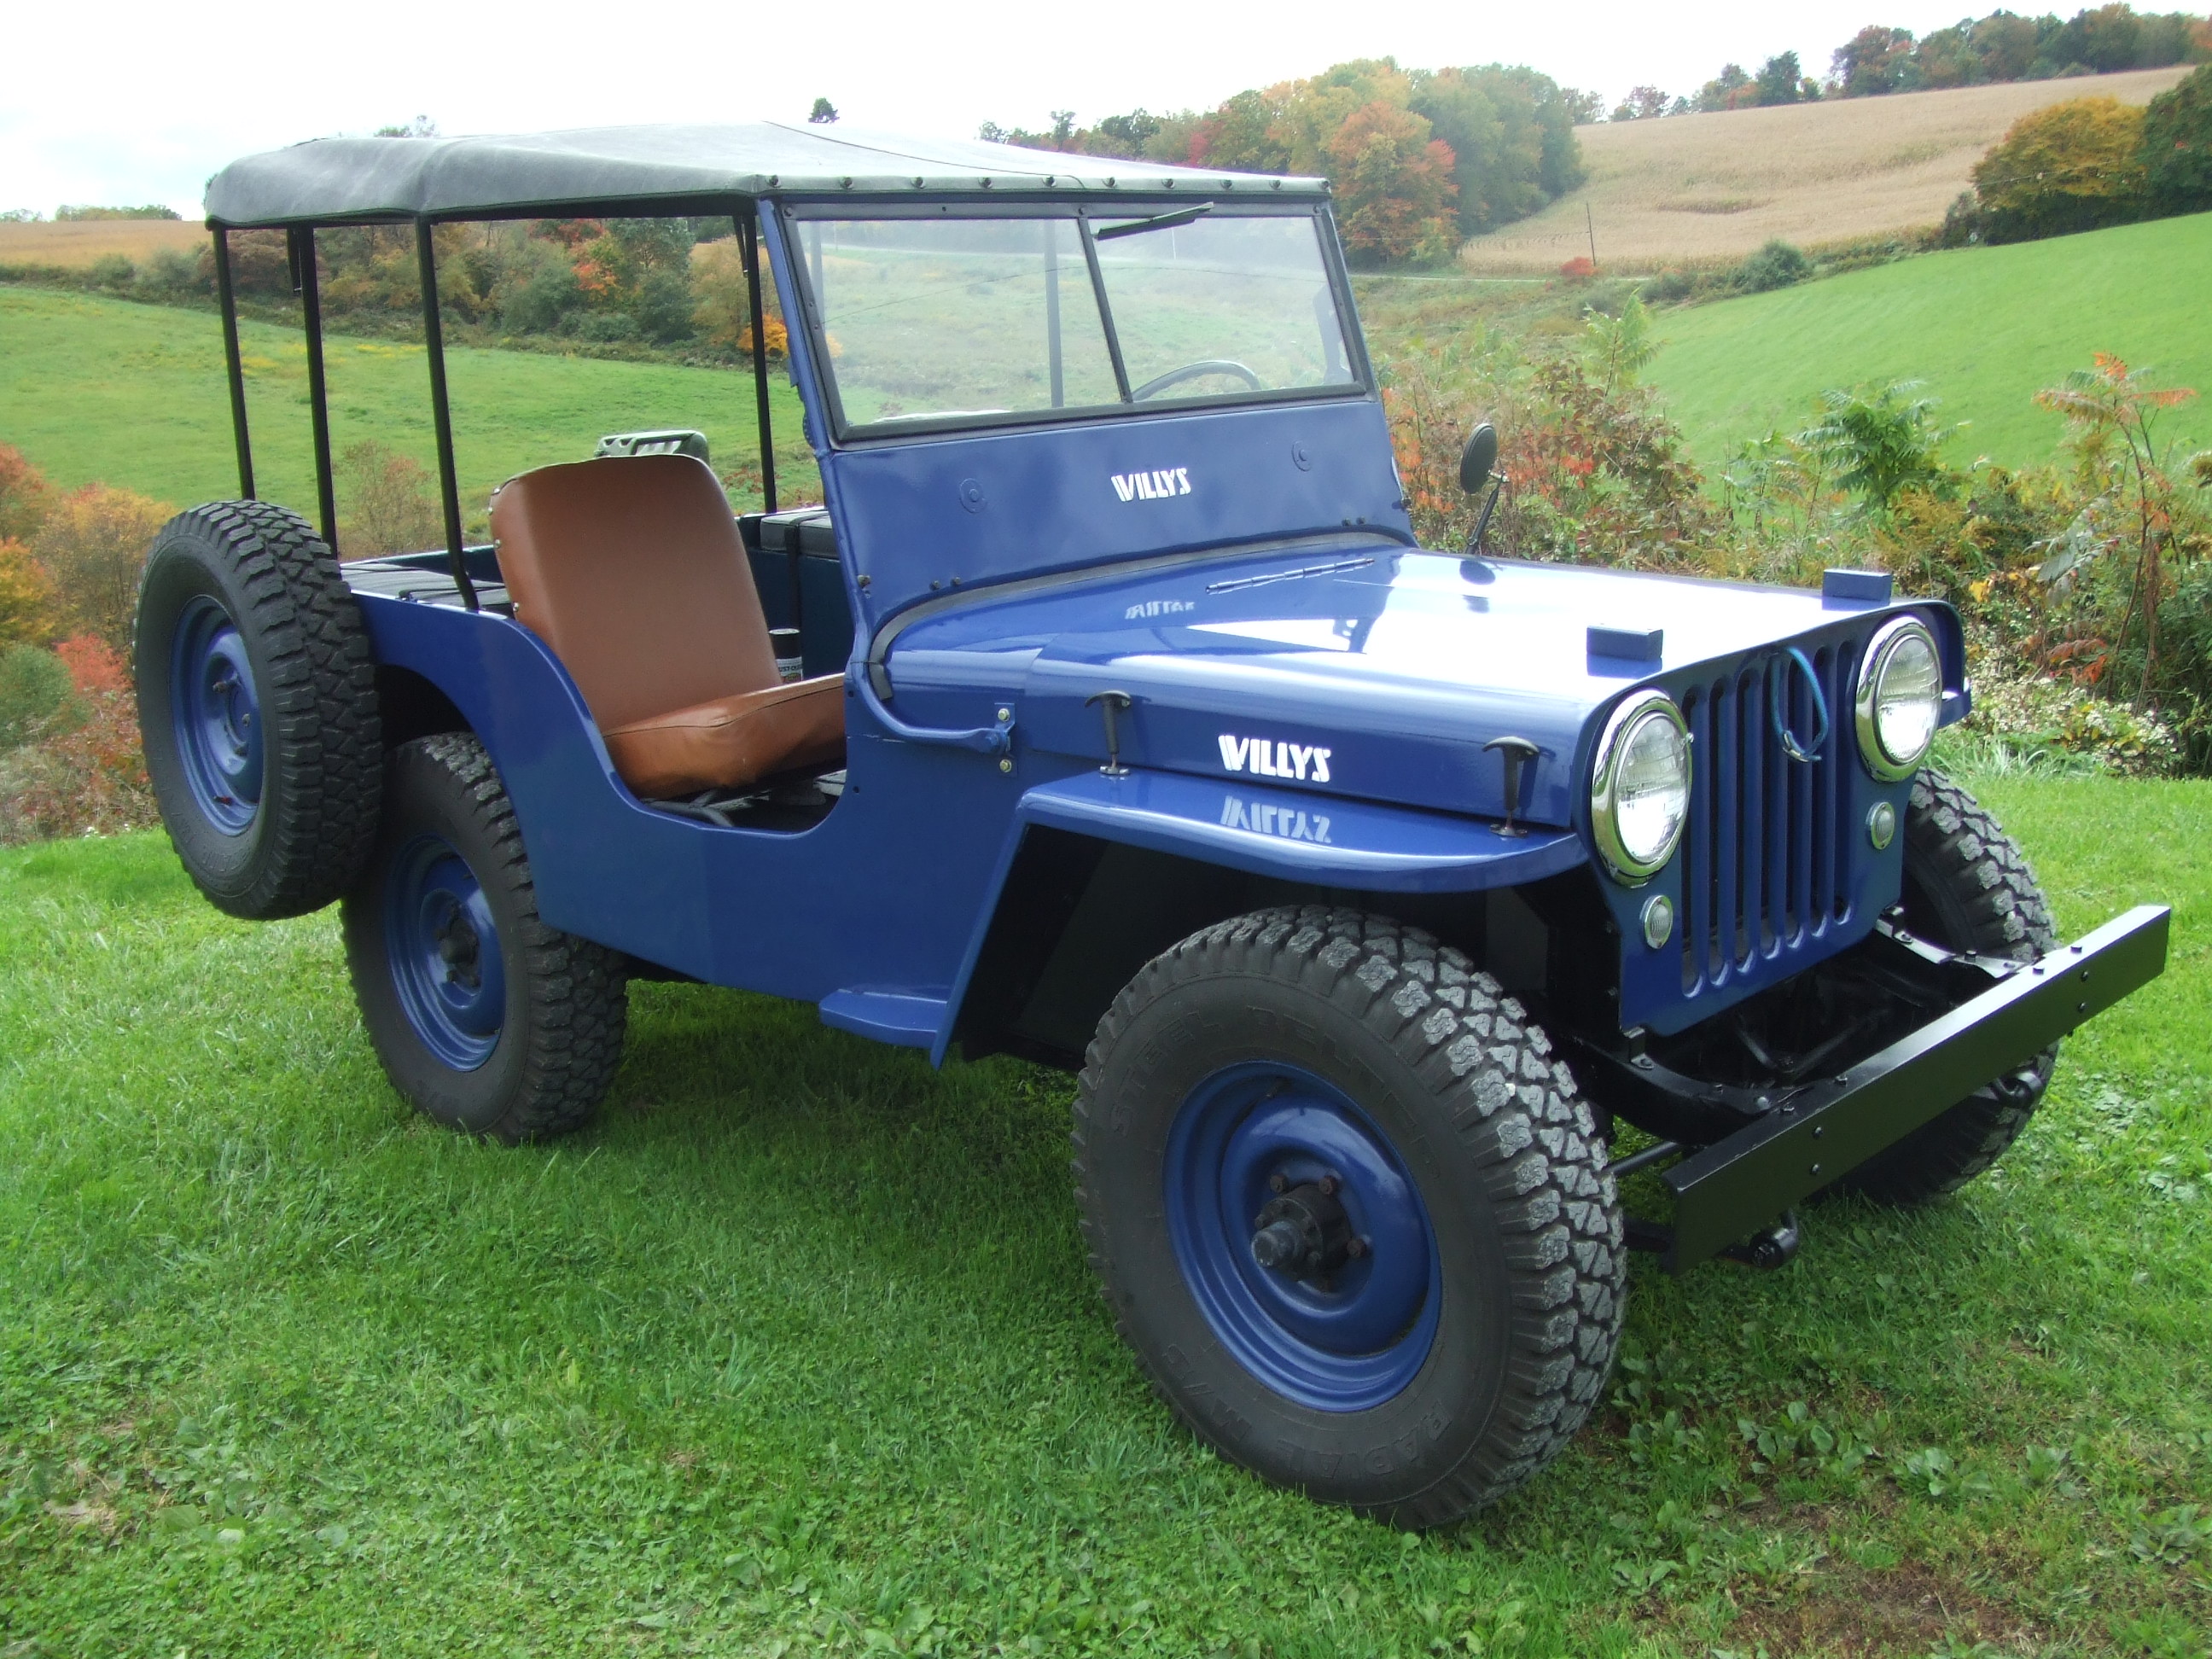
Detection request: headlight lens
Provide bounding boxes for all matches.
[1591,690,1691,884]
[1855,617,1943,780]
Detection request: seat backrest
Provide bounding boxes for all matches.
[491,456,779,731]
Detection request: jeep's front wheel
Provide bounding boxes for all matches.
[343,734,627,1143]
[1074,908,1625,1528]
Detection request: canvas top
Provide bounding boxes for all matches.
[203,123,1330,226]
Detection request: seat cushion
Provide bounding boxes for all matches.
[602,674,846,799]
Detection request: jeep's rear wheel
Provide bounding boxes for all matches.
[135,501,380,918]
[1074,908,1625,1528]
[1837,770,2058,1205]
[344,734,626,1143]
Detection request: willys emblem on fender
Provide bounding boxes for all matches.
[1111,469,1191,501]
[1219,734,1332,783]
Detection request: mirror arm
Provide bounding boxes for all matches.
[1469,473,1505,556]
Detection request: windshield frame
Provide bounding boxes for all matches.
[775,197,1374,445]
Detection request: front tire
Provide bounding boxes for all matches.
[343,734,627,1143]
[1074,908,1625,1528]
[1837,770,2058,1204]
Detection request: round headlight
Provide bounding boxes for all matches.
[1855,616,1943,780]
[1591,690,1690,885]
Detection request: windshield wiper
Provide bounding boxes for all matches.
[1093,204,1214,241]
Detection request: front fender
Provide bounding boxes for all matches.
[932,765,1584,1064]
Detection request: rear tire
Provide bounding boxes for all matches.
[1074,907,1625,1528]
[343,734,626,1143]
[134,501,380,918]
[1837,770,2058,1205]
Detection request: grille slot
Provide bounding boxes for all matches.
[1679,642,1861,995]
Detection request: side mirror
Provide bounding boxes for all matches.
[1458,422,1499,493]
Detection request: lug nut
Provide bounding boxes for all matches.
[1348,1237,1369,1259]
[1268,1173,1289,1193]
[1318,1176,1339,1196]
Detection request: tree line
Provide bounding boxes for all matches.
[981,58,1586,265]
[1605,3,2208,121]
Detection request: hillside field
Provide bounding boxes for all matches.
[1645,211,2212,474]
[0,287,812,530]
[1459,67,2193,275]
[0,218,210,270]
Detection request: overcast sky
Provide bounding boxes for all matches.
[4,0,1993,216]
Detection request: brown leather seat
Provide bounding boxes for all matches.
[489,455,844,798]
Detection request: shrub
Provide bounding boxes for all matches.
[1973,96,2148,242]
[0,644,84,748]
[0,678,154,843]
[337,441,441,560]
[0,444,49,543]
[54,634,128,694]
[1557,254,1596,280]
[2142,63,2212,214]
[1733,240,1811,293]
[0,540,60,647]
[633,268,699,345]
[1802,382,1959,509]
[30,484,173,651]
[86,253,135,288]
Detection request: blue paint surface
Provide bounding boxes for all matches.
[336,199,1972,1061]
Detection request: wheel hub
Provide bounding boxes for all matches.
[1249,1178,1359,1282]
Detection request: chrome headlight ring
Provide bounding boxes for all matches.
[1590,688,1691,886]
[1854,615,1943,782]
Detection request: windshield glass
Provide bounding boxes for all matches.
[1092,212,1353,401]
[791,209,1359,435]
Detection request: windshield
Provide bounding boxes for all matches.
[789,208,1360,436]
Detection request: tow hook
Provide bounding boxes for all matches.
[1720,1209,1801,1270]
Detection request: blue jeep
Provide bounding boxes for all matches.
[136,125,2167,1526]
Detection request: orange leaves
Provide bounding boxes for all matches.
[54,634,125,695]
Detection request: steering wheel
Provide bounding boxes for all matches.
[1131,359,1265,401]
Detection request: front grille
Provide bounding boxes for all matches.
[1679,640,1863,995]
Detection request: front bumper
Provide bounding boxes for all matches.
[1636,905,2169,1270]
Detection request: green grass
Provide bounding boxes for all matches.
[1645,212,2212,475]
[0,286,818,530]
[2,777,2207,1656]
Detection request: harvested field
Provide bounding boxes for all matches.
[0,218,206,270]
[1459,67,2193,274]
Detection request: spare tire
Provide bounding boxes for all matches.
[135,500,381,918]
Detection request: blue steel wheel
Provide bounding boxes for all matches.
[133,501,379,919]
[169,596,265,835]
[381,835,507,1070]
[1165,1062,1440,1412]
[1074,907,1627,1528]
[344,734,626,1143]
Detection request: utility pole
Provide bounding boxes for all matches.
[1586,202,1598,272]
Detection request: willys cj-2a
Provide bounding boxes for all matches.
[136,122,2168,1526]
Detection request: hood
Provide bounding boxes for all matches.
[885,543,1937,827]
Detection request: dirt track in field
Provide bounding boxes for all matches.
[1460,66,2193,274]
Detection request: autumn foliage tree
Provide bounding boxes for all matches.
[31,485,174,652]
[1973,96,2150,240]
[1328,103,1460,264]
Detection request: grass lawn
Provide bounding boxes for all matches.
[1,772,2206,1656]
[1644,212,2212,476]
[0,286,818,529]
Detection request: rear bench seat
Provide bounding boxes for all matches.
[489,455,845,799]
